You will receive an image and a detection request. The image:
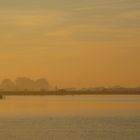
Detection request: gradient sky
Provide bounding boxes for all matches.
[0,0,140,88]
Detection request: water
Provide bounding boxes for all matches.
[0,95,140,140]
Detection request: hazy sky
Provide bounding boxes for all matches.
[0,0,140,88]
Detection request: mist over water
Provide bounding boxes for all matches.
[0,95,140,140]
[0,0,140,139]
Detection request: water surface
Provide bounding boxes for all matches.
[0,95,140,140]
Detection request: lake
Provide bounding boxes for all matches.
[0,95,140,140]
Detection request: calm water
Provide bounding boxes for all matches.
[0,95,140,140]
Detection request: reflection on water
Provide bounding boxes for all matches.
[0,95,140,117]
[0,95,140,140]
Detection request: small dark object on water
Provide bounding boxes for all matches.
[0,95,3,99]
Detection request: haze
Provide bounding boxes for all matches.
[0,0,140,88]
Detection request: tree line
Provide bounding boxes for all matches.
[0,77,49,91]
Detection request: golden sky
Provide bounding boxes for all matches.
[0,0,140,88]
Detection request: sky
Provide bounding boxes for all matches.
[0,0,140,88]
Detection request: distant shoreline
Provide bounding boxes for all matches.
[0,90,140,96]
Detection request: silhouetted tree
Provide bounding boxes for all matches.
[0,79,16,91]
[15,77,36,91]
[36,78,49,91]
